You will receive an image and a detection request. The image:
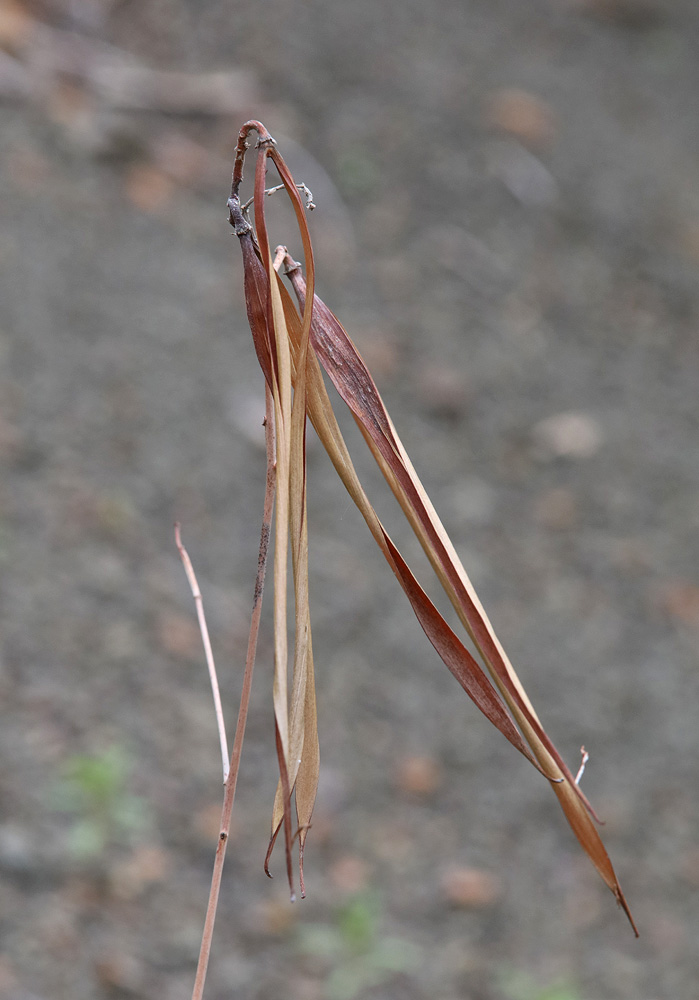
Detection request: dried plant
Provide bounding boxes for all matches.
[182,119,637,1000]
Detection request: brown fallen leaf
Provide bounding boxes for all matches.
[251,898,297,936]
[441,866,501,908]
[328,854,369,893]
[656,580,699,628]
[394,754,443,797]
[124,162,175,213]
[110,846,172,901]
[0,0,33,51]
[95,952,146,993]
[486,88,556,148]
[45,79,94,128]
[151,130,216,188]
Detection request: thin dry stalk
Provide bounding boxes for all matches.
[185,386,276,1000]
[175,523,229,782]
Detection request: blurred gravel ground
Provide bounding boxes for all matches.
[1,1,699,998]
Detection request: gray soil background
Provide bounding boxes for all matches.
[1,1,698,998]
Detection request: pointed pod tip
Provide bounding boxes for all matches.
[625,906,640,939]
[616,887,639,937]
[290,892,296,904]
[264,829,279,879]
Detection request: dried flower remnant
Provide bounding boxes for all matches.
[221,121,637,937]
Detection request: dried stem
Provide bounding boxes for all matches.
[230,119,275,201]
[190,385,276,1000]
[175,523,229,782]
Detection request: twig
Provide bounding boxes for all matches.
[175,523,229,783]
[190,385,276,1000]
[241,182,316,222]
[230,120,275,201]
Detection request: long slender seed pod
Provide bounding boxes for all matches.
[228,121,637,936]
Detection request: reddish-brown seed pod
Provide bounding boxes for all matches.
[228,195,274,390]
[225,121,637,938]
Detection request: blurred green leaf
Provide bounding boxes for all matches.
[295,890,418,999]
[53,745,150,858]
[501,969,582,1000]
[337,892,379,953]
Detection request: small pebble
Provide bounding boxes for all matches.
[532,411,603,459]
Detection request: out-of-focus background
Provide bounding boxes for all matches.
[1,1,698,998]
